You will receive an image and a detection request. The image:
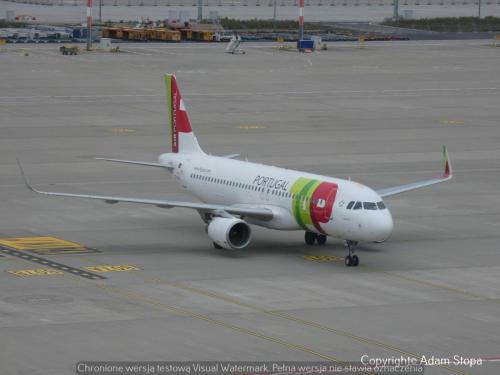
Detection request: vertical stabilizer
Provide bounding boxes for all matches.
[165,74,204,154]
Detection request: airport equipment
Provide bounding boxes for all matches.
[310,35,323,49]
[100,37,112,49]
[102,24,223,42]
[19,74,453,267]
[60,45,79,55]
[225,34,245,53]
[297,39,313,51]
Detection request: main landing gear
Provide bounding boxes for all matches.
[345,240,359,267]
[304,231,327,246]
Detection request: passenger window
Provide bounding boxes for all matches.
[346,201,355,209]
[353,201,362,210]
[377,201,386,210]
[363,202,377,210]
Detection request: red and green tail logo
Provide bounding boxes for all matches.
[165,74,193,153]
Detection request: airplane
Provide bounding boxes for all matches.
[18,74,453,267]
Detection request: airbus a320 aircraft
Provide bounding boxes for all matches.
[19,74,453,267]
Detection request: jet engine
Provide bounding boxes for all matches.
[207,217,252,250]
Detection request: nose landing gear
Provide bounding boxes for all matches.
[344,240,359,267]
[304,231,327,246]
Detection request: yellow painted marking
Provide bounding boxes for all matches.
[440,120,464,125]
[84,264,140,273]
[236,124,266,130]
[7,268,64,277]
[109,128,136,134]
[302,255,343,262]
[0,236,85,250]
[33,248,96,255]
[0,236,97,255]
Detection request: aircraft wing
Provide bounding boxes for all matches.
[17,161,273,221]
[376,146,453,198]
[95,157,173,170]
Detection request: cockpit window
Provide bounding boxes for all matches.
[346,201,355,210]
[363,202,377,210]
[377,201,386,210]
[353,201,362,210]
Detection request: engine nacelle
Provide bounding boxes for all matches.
[207,217,252,250]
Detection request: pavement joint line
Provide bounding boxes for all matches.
[142,276,470,375]
[80,257,472,375]
[0,87,498,100]
[77,259,470,375]
[75,256,357,370]
[96,285,353,368]
[381,271,498,303]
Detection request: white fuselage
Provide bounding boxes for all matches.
[159,152,393,243]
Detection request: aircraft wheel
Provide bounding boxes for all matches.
[345,255,352,267]
[213,242,223,249]
[317,234,327,245]
[305,231,316,245]
[352,255,359,267]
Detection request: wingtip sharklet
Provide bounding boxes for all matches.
[442,145,452,179]
[16,158,38,194]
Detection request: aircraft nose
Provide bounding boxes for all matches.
[375,210,394,242]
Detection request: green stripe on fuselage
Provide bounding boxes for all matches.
[290,177,321,230]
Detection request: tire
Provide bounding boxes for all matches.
[304,231,316,245]
[352,255,359,267]
[345,255,352,267]
[317,234,327,245]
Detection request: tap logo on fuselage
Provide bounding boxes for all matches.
[290,178,338,234]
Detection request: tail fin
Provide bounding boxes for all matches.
[165,74,203,154]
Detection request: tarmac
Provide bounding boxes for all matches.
[0,40,500,375]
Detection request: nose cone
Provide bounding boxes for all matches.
[374,210,394,242]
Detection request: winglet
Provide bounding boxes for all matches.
[442,145,452,179]
[17,159,38,193]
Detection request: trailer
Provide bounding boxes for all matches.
[60,45,79,55]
